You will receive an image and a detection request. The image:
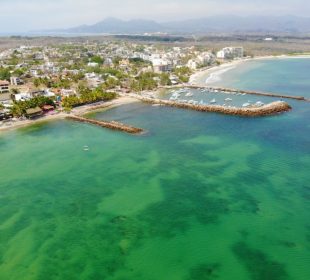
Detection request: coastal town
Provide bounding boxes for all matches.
[0,41,247,128]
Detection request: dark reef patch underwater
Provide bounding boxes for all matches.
[0,58,309,279]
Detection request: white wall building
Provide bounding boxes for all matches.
[217,47,244,60]
[152,59,173,73]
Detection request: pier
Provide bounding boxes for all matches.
[178,85,309,102]
[135,96,291,117]
[67,115,144,134]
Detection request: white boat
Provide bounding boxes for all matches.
[255,101,265,107]
[172,93,180,98]
[210,99,216,104]
[225,98,233,101]
[185,92,193,97]
[242,103,251,107]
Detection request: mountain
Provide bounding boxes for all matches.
[44,16,310,35]
[61,18,163,34]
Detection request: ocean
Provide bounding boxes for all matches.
[0,58,309,280]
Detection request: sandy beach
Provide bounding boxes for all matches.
[189,54,310,87]
[0,96,138,133]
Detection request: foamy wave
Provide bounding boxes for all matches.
[205,66,236,84]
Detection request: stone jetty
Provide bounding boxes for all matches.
[136,96,291,117]
[67,115,143,134]
[180,85,308,101]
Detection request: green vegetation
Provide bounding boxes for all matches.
[11,96,55,117]
[173,67,191,83]
[62,87,116,109]
[130,72,158,91]
[90,56,104,65]
[160,73,172,86]
[33,77,72,89]
[0,67,11,81]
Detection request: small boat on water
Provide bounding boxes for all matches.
[255,101,265,107]
[185,92,193,97]
[242,103,251,108]
[83,145,90,151]
[172,93,180,98]
[225,98,233,101]
[210,99,217,104]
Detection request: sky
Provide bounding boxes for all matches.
[0,0,309,32]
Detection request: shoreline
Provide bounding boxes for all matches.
[0,96,137,133]
[1,54,309,133]
[189,54,310,87]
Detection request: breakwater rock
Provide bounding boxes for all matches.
[67,115,143,134]
[174,85,307,101]
[138,97,291,117]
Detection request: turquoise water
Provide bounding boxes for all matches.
[206,57,310,97]
[0,58,309,280]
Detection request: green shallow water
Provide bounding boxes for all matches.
[0,59,310,280]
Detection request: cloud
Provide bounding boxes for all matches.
[0,0,309,32]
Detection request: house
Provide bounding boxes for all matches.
[42,105,54,112]
[25,107,43,119]
[10,77,24,86]
[0,109,13,121]
[60,89,76,97]
[0,80,9,94]
[87,62,99,68]
[13,92,32,101]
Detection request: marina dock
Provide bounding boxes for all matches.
[67,115,144,134]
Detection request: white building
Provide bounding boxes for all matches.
[87,62,99,68]
[152,59,173,73]
[187,59,198,70]
[197,52,216,65]
[10,77,23,86]
[217,47,244,60]
[14,92,32,101]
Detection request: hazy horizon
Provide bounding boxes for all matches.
[1,0,310,33]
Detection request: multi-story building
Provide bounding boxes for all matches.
[10,77,24,86]
[152,59,173,73]
[0,80,9,94]
[217,47,244,59]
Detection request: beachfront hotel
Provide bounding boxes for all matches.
[216,47,244,59]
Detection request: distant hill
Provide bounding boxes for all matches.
[44,16,310,35]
